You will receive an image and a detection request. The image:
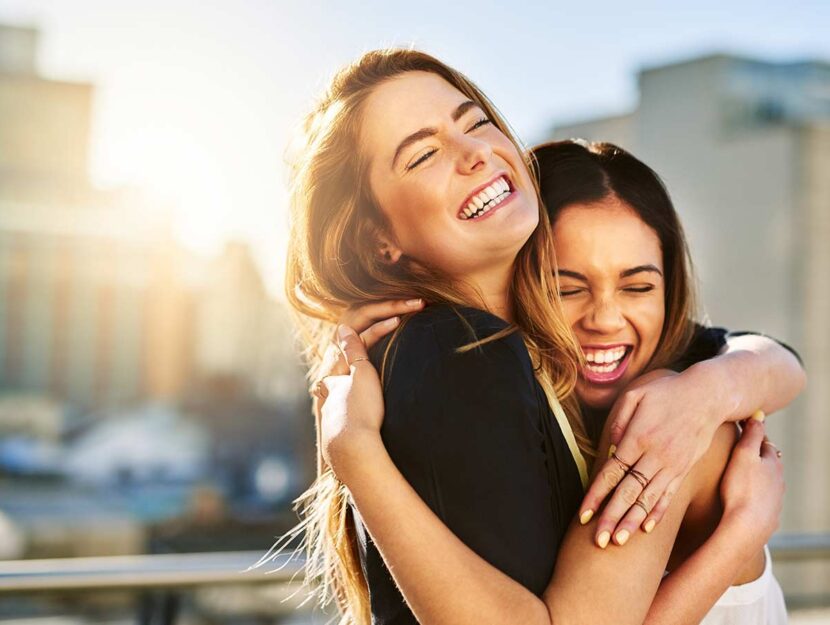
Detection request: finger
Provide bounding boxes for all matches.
[342,299,424,332]
[613,469,671,539]
[642,475,682,532]
[760,439,782,461]
[318,342,350,381]
[359,316,400,350]
[579,447,635,526]
[594,457,660,547]
[337,324,374,367]
[607,389,644,447]
[736,418,766,456]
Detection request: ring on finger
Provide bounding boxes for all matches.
[628,468,650,489]
[762,439,783,458]
[610,452,632,473]
[633,497,650,515]
[311,379,328,400]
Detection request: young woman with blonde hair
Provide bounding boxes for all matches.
[269,48,803,625]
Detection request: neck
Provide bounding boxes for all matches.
[464,263,514,324]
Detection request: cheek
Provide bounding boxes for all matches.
[631,299,665,355]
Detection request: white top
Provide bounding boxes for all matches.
[700,545,788,625]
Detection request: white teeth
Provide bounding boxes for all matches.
[459,177,512,220]
[583,347,628,368]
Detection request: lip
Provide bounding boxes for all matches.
[457,173,515,221]
[580,344,634,385]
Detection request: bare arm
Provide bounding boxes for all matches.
[582,333,804,543]
[324,329,779,625]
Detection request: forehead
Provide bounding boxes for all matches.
[359,71,470,161]
[553,197,663,272]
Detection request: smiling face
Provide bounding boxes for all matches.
[359,71,539,284]
[552,196,666,410]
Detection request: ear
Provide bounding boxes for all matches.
[376,231,403,264]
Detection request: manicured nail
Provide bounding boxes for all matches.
[406,298,423,307]
[608,444,616,459]
[384,316,400,327]
[615,529,630,545]
[643,519,656,534]
[337,325,353,340]
[580,509,594,525]
[751,410,766,422]
[597,531,610,549]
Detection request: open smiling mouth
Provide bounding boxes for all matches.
[581,345,634,384]
[458,175,514,220]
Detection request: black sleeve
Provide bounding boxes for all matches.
[356,309,578,624]
[670,324,804,372]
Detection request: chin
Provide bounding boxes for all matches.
[576,381,620,412]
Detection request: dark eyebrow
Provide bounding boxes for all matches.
[557,265,663,281]
[620,264,663,278]
[557,269,587,282]
[391,100,480,169]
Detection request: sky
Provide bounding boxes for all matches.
[0,0,828,296]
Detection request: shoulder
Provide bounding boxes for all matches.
[669,324,729,372]
[369,304,532,383]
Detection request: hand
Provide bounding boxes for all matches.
[719,418,784,542]
[580,367,724,547]
[310,299,424,472]
[318,325,387,482]
[312,298,425,396]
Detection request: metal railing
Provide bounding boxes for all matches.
[0,533,827,624]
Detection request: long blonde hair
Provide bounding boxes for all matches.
[276,49,585,625]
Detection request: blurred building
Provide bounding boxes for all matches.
[549,52,830,599]
[0,24,306,413]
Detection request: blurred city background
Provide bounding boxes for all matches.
[0,1,828,623]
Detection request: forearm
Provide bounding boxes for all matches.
[688,335,805,422]
[644,516,758,625]
[340,436,551,625]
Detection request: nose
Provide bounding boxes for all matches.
[454,133,492,174]
[580,296,626,335]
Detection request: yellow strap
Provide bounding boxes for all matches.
[536,373,589,491]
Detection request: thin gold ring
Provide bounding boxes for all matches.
[311,379,328,400]
[634,498,650,515]
[352,356,370,363]
[610,453,632,473]
[628,468,650,489]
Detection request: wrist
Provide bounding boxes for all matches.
[328,430,388,484]
[687,357,741,425]
[719,506,773,554]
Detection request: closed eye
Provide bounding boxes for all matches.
[623,285,655,293]
[406,148,437,171]
[467,117,492,132]
[559,288,585,297]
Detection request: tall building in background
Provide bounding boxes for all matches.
[0,24,305,412]
[549,53,830,599]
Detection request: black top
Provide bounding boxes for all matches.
[353,307,801,625]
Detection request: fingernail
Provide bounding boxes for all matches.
[615,529,630,545]
[597,531,610,549]
[751,410,766,422]
[337,325,353,340]
[580,509,594,525]
[608,444,616,459]
[384,316,400,326]
[643,519,656,534]
[406,298,423,307]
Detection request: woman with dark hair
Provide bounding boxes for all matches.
[266,45,802,625]
[311,139,801,624]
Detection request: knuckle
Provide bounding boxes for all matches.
[619,483,641,505]
[602,466,625,489]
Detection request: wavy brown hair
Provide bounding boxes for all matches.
[269,50,586,625]
[532,140,698,372]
